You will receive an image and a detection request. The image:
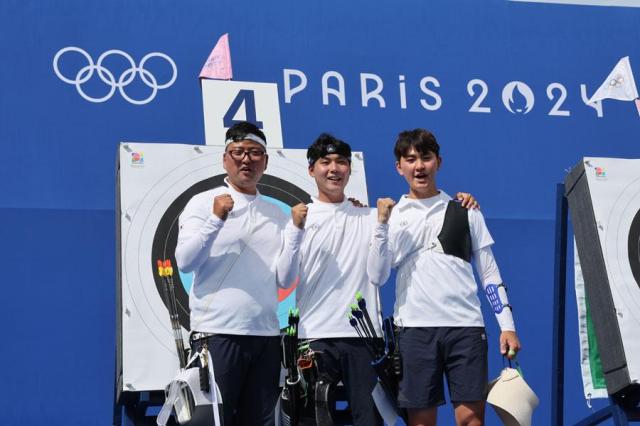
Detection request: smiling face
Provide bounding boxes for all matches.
[309,154,351,203]
[396,147,441,199]
[222,140,268,194]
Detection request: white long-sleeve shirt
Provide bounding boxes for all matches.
[277,198,383,339]
[175,180,291,336]
[367,191,515,331]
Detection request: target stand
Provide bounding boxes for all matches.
[552,157,640,426]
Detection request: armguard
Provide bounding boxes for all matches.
[485,283,512,314]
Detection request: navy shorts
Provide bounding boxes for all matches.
[397,327,488,409]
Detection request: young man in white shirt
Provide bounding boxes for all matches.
[277,133,477,425]
[368,128,521,426]
[175,121,293,425]
[277,133,384,425]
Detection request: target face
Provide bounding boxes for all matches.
[585,157,640,383]
[119,142,368,390]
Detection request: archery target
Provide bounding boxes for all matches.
[119,142,368,391]
[584,157,640,383]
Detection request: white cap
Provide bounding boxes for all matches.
[487,368,539,426]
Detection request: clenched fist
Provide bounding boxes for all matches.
[377,198,396,224]
[213,194,234,221]
[291,203,308,229]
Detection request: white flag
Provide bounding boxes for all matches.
[588,56,638,104]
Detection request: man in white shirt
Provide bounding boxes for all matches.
[175,121,293,425]
[368,128,521,426]
[277,133,384,425]
[277,133,479,425]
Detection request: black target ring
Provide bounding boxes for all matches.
[628,208,640,290]
[151,173,311,330]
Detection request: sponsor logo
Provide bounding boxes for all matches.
[595,166,606,179]
[131,151,144,166]
[53,47,177,105]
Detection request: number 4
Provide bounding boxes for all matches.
[223,90,264,128]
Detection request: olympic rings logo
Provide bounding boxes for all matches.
[53,47,177,105]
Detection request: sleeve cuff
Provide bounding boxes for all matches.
[202,214,225,235]
[496,310,516,332]
[285,221,304,245]
[373,222,389,238]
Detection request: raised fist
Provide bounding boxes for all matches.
[377,198,396,224]
[213,194,234,220]
[291,203,308,229]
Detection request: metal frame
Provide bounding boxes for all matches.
[114,391,169,426]
[552,183,638,426]
[574,398,631,426]
[552,184,569,426]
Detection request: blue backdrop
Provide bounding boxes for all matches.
[2,0,640,424]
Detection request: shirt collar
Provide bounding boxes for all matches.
[224,177,259,203]
[310,196,350,212]
[396,190,451,212]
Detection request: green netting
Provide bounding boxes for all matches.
[585,296,606,389]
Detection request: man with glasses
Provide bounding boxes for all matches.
[175,121,298,425]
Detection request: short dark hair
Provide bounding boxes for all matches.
[394,128,440,161]
[307,133,352,165]
[225,121,267,144]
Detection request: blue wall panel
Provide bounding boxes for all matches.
[0,208,114,425]
[2,0,640,424]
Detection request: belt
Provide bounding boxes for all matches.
[190,331,215,343]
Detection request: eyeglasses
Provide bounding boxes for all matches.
[226,148,266,161]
